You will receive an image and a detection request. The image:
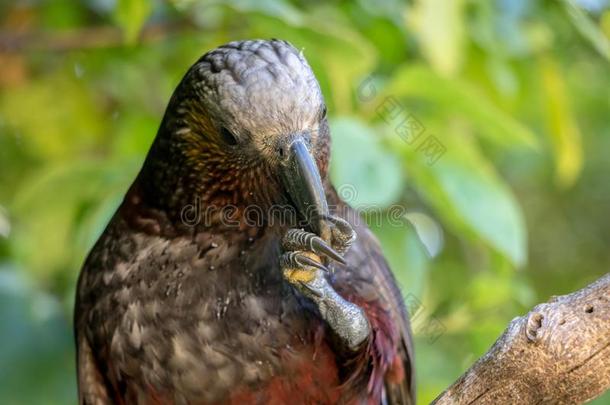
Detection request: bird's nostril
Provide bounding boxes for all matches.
[277,147,285,158]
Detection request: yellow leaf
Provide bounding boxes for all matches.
[406,0,465,77]
[538,55,583,188]
[114,0,152,45]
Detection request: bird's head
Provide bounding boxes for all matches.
[139,39,331,234]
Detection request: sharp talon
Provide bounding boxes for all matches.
[296,255,329,273]
[321,215,354,235]
[321,214,346,226]
[311,236,346,264]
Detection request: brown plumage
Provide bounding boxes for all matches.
[74,39,414,404]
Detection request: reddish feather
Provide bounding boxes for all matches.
[228,341,341,405]
[227,297,403,405]
[341,295,404,404]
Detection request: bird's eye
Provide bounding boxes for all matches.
[220,126,238,145]
[319,105,328,121]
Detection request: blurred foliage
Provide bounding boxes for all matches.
[0,0,609,404]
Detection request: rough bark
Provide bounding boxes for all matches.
[433,273,610,405]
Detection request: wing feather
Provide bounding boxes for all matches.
[360,227,416,405]
[76,333,112,405]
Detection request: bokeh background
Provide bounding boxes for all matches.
[1,0,609,403]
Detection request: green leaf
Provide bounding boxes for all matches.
[330,117,404,208]
[0,74,106,162]
[370,216,430,298]
[381,64,538,149]
[0,205,9,238]
[561,0,610,62]
[403,211,444,257]
[9,159,137,281]
[220,0,304,25]
[114,0,152,45]
[392,135,528,267]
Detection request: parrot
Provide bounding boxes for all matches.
[74,39,414,405]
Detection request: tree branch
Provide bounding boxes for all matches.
[433,274,610,404]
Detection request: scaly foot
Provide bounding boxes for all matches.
[280,215,369,350]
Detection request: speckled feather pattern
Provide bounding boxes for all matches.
[75,39,414,405]
[78,216,316,403]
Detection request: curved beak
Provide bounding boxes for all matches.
[280,137,330,241]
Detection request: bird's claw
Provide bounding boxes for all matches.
[279,250,330,272]
[279,246,330,291]
[280,214,355,288]
[314,214,357,257]
[282,228,345,265]
[280,216,369,350]
[321,214,356,256]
